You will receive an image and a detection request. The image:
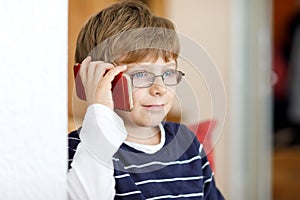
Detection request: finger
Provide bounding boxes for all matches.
[86,61,105,83]
[102,65,127,83]
[87,62,96,84]
[79,56,92,83]
[94,63,115,83]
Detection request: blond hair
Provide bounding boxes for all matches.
[75,0,179,64]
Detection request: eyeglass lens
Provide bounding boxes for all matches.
[131,70,184,88]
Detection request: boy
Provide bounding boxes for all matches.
[68,1,224,199]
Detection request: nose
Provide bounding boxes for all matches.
[149,77,167,96]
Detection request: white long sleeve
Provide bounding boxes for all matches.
[67,104,127,200]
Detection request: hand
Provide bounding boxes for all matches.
[79,56,127,109]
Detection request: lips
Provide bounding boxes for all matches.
[142,104,165,110]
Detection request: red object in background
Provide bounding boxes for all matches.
[188,120,217,172]
[273,51,288,99]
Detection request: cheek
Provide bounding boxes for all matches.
[131,88,147,104]
[167,87,176,100]
[131,86,177,105]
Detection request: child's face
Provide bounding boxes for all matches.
[115,57,177,127]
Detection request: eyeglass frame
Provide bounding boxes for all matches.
[111,61,185,88]
[126,70,185,88]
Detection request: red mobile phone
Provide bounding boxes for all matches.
[73,63,133,111]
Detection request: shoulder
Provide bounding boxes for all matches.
[163,121,197,143]
[162,121,193,135]
[162,122,200,155]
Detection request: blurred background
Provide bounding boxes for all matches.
[68,0,300,199]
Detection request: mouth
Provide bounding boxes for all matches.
[142,104,165,111]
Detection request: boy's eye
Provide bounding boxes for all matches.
[163,70,176,78]
[132,72,148,79]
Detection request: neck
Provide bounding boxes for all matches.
[125,124,161,145]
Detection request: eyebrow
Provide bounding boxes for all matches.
[126,62,176,70]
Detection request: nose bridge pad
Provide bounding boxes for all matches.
[152,75,164,86]
[150,75,167,95]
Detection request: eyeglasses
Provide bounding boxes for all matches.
[128,70,185,88]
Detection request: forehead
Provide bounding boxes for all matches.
[126,58,176,70]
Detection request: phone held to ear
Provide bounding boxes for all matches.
[73,63,134,111]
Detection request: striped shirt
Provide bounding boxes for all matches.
[68,122,224,199]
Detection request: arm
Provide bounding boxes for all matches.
[67,104,127,200]
[68,57,128,199]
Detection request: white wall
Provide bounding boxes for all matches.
[0,0,68,199]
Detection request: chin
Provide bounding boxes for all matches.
[135,118,163,127]
[143,111,169,126]
[132,112,167,127]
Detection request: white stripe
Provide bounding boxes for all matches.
[68,147,76,152]
[199,144,203,154]
[124,155,201,169]
[136,176,204,186]
[112,157,119,161]
[203,173,214,184]
[115,190,141,196]
[146,192,204,200]
[68,137,80,141]
[114,174,130,179]
[68,159,73,162]
[201,161,209,169]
